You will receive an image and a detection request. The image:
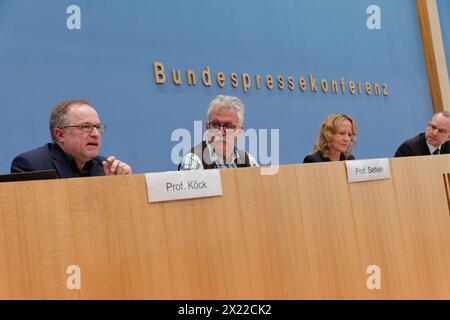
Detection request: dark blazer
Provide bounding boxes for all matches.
[11,143,106,178]
[394,133,450,157]
[303,151,355,163]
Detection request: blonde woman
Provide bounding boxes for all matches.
[303,113,357,163]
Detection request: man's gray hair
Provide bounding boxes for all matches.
[49,99,90,143]
[207,95,245,126]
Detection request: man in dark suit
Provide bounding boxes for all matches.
[395,111,450,157]
[11,99,132,178]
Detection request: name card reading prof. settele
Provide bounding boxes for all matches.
[345,158,391,183]
[144,170,223,203]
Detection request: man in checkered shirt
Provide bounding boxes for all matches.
[178,95,258,170]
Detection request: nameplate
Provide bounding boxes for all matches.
[345,158,391,183]
[145,170,223,203]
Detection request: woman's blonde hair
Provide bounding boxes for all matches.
[312,113,357,159]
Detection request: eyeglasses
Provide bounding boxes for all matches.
[428,122,448,134]
[207,121,239,133]
[60,122,106,133]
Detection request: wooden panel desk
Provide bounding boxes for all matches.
[1,155,450,299]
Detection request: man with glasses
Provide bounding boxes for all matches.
[11,99,132,178]
[395,111,450,157]
[178,95,258,170]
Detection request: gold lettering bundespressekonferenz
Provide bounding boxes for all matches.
[152,61,389,96]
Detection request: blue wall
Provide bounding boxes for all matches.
[0,0,435,173]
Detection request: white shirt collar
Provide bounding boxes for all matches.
[426,141,440,155]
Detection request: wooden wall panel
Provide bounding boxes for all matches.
[417,0,450,112]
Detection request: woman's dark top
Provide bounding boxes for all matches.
[303,151,355,163]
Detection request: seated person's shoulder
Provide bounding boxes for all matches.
[246,152,259,167]
[441,141,450,154]
[394,135,419,157]
[303,155,314,163]
[237,149,258,167]
[303,151,322,163]
[11,144,53,173]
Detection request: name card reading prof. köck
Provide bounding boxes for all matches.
[145,170,223,203]
[345,158,391,183]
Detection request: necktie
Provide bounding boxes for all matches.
[433,149,440,155]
